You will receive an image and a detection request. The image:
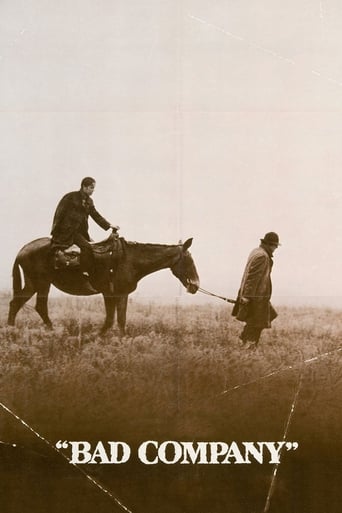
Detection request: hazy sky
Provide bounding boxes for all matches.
[1,0,342,306]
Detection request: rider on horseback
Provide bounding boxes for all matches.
[51,177,119,277]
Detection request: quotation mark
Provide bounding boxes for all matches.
[56,440,69,449]
[285,442,298,451]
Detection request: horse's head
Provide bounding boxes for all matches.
[170,238,200,294]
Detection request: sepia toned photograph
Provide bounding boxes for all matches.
[1,1,342,512]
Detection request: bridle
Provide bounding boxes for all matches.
[171,248,199,290]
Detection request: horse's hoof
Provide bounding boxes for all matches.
[7,314,15,326]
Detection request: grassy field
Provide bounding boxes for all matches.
[0,293,341,513]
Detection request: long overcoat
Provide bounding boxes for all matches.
[232,245,277,328]
[51,190,111,247]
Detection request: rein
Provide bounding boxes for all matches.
[197,286,237,304]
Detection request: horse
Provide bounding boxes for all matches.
[8,235,200,334]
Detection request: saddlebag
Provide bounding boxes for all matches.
[54,245,81,270]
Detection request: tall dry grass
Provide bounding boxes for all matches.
[0,293,341,512]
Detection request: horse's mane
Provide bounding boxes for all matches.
[124,240,180,249]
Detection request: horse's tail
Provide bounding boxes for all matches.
[12,258,22,296]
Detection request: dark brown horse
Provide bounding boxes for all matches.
[8,235,200,334]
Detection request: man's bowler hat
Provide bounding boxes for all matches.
[260,232,281,246]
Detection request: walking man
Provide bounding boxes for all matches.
[232,232,280,348]
[51,177,119,276]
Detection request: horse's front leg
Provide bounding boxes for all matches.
[101,295,116,334]
[117,295,128,336]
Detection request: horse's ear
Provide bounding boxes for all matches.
[182,238,193,252]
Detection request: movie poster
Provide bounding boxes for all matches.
[1,2,342,512]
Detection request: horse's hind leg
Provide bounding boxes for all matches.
[35,284,52,328]
[8,279,35,326]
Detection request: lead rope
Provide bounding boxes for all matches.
[197,286,237,304]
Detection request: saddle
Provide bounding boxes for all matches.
[53,233,124,270]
